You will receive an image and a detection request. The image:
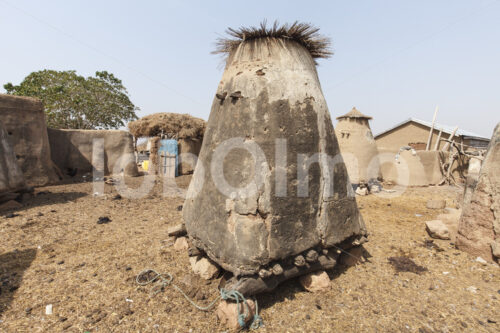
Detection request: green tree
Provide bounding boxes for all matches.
[4,70,139,129]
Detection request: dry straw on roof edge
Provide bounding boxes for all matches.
[213,20,332,60]
[128,113,205,139]
[336,107,373,120]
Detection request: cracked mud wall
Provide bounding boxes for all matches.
[0,122,26,198]
[47,129,139,177]
[456,123,500,262]
[0,94,59,186]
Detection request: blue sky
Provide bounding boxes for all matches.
[1,0,499,137]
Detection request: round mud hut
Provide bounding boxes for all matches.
[183,22,367,295]
[128,113,205,175]
[335,107,381,185]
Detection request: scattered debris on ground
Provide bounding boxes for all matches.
[97,216,111,224]
[388,256,428,275]
[421,239,444,252]
[425,220,450,240]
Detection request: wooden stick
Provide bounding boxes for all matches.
[437,140,476,188]
[433,128,443,150]
[438,152,446,175]
[442,126,458,151]
[442,139,484,160]
[426,105,439,150]
[446,151,455,184]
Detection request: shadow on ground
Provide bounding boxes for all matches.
[0,248,37,314]
[257,247,373,311]
[1,191,87,215]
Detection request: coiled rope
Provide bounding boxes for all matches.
[136,269,263,329]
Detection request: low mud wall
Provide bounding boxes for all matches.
[48,129,139,177]
[379,149,467,186]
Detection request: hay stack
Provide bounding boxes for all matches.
[183,21,367,295]
[128,113,205,139]
[336,107,381,184]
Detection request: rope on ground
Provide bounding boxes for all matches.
[219,288,263,330]
[135,269,220,311]
[136,269,263,329]
[330,243,365,262]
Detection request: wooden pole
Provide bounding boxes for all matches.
[433,128,443,150]
[442,126,458,151]
[426,105,439,150]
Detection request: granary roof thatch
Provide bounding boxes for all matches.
[213,21,332,60]
[336,107,372,120]
[128,113,206,139]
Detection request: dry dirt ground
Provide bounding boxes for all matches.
[0,176,498,332]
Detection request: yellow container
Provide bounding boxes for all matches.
[142,160,149,171]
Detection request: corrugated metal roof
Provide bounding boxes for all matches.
[374,118,489,140]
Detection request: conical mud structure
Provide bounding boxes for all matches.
[183,22,367,295]
[335,107,381,185]
[456,123,500,263]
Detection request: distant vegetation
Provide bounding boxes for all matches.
[4,70,138,129]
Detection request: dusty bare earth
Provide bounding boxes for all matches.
[0,176,499,332]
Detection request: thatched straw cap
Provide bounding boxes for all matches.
[128,113,206,139]
[213,21,332,60]
[336,107,372,120]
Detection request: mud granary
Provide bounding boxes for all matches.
[183,22,367,295]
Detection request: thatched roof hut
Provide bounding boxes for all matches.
[129,113,206,176]
[128,113,206,139]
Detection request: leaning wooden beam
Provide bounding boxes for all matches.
[442,126,458,151]
[442,139,484,160]
[438,148,458,186]
[426,105,439,150]
[438,139,481,188]
[446,151,456,184]
[433,128,443,150]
